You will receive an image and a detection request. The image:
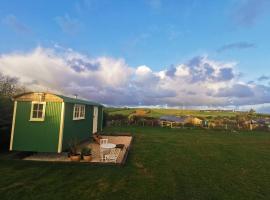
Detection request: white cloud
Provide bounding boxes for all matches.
[175,65,190,77]
[0,47,133,102]
[135,65,152,76]
[0,46,270,108]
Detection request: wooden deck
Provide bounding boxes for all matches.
[23,135,133,165]
[80,135,132,164]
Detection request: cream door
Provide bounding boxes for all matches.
[92,106,98,133]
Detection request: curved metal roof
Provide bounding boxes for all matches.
[13,92,103,106]
[56,94,102,106]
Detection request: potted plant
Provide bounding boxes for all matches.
[68,139,81,162]
[81,147,92,161]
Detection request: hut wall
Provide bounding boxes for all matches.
[62,103,94,150]
[12,101,62,152]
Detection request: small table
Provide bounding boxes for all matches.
[100,143,116,149]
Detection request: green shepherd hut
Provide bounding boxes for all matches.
[9,92,104,153]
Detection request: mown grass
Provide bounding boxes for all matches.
[1,126,270,200]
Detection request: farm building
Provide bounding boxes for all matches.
[159,115,187,128]
[9,92,103,153]
[159,115,203,127]
[160,116,187,123]
[185,116,203,126]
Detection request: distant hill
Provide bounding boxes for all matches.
[105,107,242,118]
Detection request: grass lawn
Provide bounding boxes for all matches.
[1,126,270,200]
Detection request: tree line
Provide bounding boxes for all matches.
[0,73,26,151]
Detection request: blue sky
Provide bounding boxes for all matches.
[1,0,270,109]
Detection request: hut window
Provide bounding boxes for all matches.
[73,104,85,120]
[30,102,46,121]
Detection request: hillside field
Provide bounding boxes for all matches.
[105,107,242,118]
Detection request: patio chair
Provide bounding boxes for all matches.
[100,150,105,162]
[100,139,108,145]
[105,148,121,163]
[99,139,108,162]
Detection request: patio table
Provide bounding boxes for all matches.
[100,143,116,149]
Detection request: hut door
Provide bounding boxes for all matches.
[93,107,98,133]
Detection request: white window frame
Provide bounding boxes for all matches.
[73,104,85,120]
[30,101,46,121]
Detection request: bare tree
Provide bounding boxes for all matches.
[0,72,26,98]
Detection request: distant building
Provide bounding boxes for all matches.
[185,116,203,126]
[159,115,202,127]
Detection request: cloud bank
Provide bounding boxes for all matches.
[0,46,269,108]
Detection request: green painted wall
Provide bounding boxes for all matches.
[12,101,61,152]
[62,103,94,150]
[98,106,103,132]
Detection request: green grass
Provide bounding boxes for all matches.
[1,126,270,199]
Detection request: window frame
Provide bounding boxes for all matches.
[73,104,86,120]
[30,101,46,122]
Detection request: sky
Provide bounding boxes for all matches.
[0,0,270,111]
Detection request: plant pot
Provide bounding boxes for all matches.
[70,154,81,162]
[83,154,92,161]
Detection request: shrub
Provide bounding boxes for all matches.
[184,123,194,127]
[103,111,109,128]
[68,139,80,156]
[81,147,91,156]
